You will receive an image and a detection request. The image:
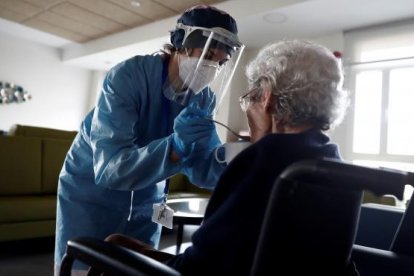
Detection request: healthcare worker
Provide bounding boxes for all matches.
[54,5,244,275]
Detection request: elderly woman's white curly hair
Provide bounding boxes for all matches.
[245,39,349,130]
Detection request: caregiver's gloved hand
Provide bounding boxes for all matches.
[172,106,217,158]
[187,88,215,116]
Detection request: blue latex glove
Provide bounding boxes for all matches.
[187,88,215,117]
[173,106,217,158]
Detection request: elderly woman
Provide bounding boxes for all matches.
[94,39,352,275]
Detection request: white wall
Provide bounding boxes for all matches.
[224,48,259,142]
[87,70,106,109]
[0,32,92,132]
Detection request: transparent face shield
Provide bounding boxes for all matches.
[167,23,245,115]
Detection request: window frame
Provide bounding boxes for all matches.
[346,59,414,166]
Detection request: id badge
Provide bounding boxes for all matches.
[152,203,174,229]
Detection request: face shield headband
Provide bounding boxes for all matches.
[177,23,243,54]
[165,23,245,116]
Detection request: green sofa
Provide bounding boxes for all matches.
[0,124,211,242]
[0,124,77,242]
[168,173,212,200]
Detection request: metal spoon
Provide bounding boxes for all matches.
[205,117,250,141]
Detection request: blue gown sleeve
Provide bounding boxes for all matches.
[181,88,226,190]
[183,149,225,190]
[90,58,182,191]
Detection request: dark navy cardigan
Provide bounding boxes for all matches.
[167,128,340,275]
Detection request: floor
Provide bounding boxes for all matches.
[0,225,198,276]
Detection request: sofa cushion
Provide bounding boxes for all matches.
[9,124,77,140]
[169,173,186,192]
[0,136,42,195]
[42,139,72,193]
[0,195,56,222]
[0,220,56,242]
[184,180,212,195]
[168,173,212,197]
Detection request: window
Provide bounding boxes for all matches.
[353,71,382,154]
[344,20,414,206]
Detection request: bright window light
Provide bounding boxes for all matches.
[346,24,414,208]
[353,71,382,154]
[387,67,414,155]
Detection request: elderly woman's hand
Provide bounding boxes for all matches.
[246,89,273,142]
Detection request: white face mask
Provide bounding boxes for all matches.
[179,55,219,94]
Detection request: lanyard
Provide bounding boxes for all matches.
[161,56,171,201]
[163,178,170,203]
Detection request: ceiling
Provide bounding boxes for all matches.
[1,0,414,70]
[0,0,226,43]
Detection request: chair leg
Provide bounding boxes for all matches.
[176,224,184,254]
[59,254,74,276]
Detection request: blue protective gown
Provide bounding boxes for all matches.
[54,54,224,270]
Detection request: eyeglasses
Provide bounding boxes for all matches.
[239,87,260,112]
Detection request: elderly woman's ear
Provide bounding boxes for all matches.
[263,88,274,113]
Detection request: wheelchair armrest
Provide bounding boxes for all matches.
[60,236,181,276]
[352,244,414,276]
